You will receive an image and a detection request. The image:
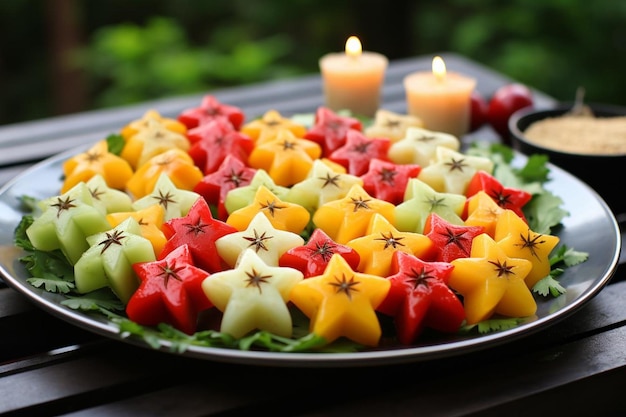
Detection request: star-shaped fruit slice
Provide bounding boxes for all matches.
[241,109,307,144]
[377,251,465,344]
[120,118,191,169]
[464,190,507,237]
[303,106,362,156]
[328,129,391,176]
[216,212,304,268]
[279,228,361,278]
[247,130,322,187]
[387,126,460,167]
[394,178,466,234]
[26,182,112,265]
[121,109,187,140]
[361,158,421,205]
[177,95,245,130]
[85,174,133,214]
[285,159,363,214]
[107,204,167,258]
[418,146,494,195]
[347,214,435,277]
[202,248,303,338]
[423,212,484,262]
[127,244,212,335]
[226,185,310,234]
[62,140,134,193]
[160,197,238,273]
[193,154,257,221]
[223,169,290,216]
[466,170,533,222]
[494,209,560,288]
[449,233,536,324]
[132,172,200,221]
[74,217,156,303]
[289,254,391,346]
[186,118,254,174]
[312,184,396,244]
[364,109,424,142]
[125,148,204,199]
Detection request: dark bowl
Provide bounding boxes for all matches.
[509,103,626,215]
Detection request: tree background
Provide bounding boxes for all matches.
[1,0,625,125]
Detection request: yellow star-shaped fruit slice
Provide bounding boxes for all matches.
[62,140,134,193]
[240,109,307,144]
[312,184,396,244]
[449,233,536,324]
[494,209,560,288]
[464,190,507,238]
[285,159,363,214]
[347,214,434,277]
[394,178,466,234]
[216,212,305,268]
[418,146,494,195]
[120,109,187,140]
[202,248,303,338]
[121,118,190,169]
[226,185,310,234]
[387,127,460,167]
[289,254,391,346]
[364,109,424,142]
[247,130,322,187]
[132,173,200,221]
[106,204,167,258]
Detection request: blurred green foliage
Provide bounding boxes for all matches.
[1,0,625,125]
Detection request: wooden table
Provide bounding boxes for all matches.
[1,53,625,416]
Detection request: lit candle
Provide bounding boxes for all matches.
[319,36,388,117]
[403,56,476,138]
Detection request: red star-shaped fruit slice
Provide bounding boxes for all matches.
[328,129,392,176]
[360,158,422,205]
[377,251,465,345]
[186,118,255,174]
[303,106,362,157]
[127,244,212,335]
[159,197,237,273]
[193,154,257,221]
[423,212,485,262]
[177,95,245,130]
[279,228,361,278]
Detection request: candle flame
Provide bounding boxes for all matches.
[432,56,446,82]
[345,36,362,58]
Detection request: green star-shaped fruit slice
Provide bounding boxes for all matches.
[417,146,494,195]
[387,127,460,167]
[394,178,466,234]
[285,159,363,214]
[26,182,112,265]
[74,217,156,303]
[132,172,200,221]
[202,248,303,338]
[223,169,290,216]
[85,174,133,214]
[216,211,305,268]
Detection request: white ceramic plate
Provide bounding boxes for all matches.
[0,147,621,367]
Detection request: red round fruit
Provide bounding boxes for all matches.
[469,90,489,132]
[487,83,534,141]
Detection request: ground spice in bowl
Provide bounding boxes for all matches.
[523,113,626,155]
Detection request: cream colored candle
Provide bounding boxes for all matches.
[404,56,476,138]
[319,36,388,117]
